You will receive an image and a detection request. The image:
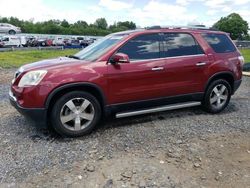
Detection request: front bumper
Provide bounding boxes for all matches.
[9,90,47,127]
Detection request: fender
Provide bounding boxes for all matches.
[204,71,235,91]
[44,82,107,109]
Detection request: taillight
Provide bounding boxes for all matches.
[238,56,245,65]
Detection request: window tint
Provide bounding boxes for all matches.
[202,33,236,53]
[118,34,160,61]
[162,33,204,57]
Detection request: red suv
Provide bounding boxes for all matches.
[9,27,244,137]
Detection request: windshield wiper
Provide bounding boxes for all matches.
[67,55,80,60]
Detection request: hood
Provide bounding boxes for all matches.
[20,57,81,72]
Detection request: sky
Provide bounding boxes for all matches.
[0,0,249,27]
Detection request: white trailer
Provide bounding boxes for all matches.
[1,36,25,47]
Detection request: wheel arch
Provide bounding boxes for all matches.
[205,71,235,94]
[45,82,107,114]
[8,29,16,34]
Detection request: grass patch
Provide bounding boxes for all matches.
[240,49,250,63]
[0,49,80,68]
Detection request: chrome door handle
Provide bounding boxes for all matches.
[196,62,207,66]
[152,67,164,71]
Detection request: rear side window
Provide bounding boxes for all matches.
[117,34,160,61]
[162,33,204,58]
[202,33,236,53]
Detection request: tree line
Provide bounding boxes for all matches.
[0,17,136,36]
[0,13,249,40]
[213,13,249,40]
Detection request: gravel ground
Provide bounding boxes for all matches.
[0,69,250,188]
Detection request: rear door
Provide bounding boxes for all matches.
[107,33,169,104]
[161,32,209,96]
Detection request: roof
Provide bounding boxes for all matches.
[111,27,226,37]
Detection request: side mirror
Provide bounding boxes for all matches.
[110,53,130,64]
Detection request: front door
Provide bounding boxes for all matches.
[107,33,169,105]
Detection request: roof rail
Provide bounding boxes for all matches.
[146,25,218,31]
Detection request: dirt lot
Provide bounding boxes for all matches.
[0,69,250,188]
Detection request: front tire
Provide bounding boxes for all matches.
[202,79,231,113]
[51,91,101,137]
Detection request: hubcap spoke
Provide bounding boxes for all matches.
[65,100,77,113]
[74,116,81,131]
[213,87,220,95]
[217,98,221,107]
[220,85,226,94]
[80,113,94,121]
[220,95,227,100]
[79,100,90,112]
[210,96,218,104]
[61,113,75,123]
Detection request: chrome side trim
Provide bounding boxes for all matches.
[116,101,201,118]
[130,54,206,63]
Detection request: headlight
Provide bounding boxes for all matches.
[18,70,47,87]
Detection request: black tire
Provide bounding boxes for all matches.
[51,91,101,137]
[8,30,16,35]
[202,79,232,113]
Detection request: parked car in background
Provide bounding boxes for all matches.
[53,37,64,46]
[70,39,80,46]
[0,23,21,35]
[25,37,39,47]
[80,39,94,47]
[1,36,21,47]
[9,26,243,137]
[37,38,53,46]
[63,39,82,48]
[63,38,71,46]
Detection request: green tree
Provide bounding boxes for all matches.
[117,21,136,29]
[213,13,249,40]
[61,19,70,28]
[94,18,108,30]
[74,21,88,28]
[0,16,136,36]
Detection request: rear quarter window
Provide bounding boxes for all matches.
[202,33,236,53]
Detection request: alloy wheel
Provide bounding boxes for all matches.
[209,84,229,109]
[60,98,95,131]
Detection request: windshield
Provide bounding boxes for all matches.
[74,34,127,62]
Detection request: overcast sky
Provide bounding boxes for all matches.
[0,0,249,27]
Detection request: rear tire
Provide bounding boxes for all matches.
[202,79,231,113]
[51,91,101,137]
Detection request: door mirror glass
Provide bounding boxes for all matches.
[110,53,130,64]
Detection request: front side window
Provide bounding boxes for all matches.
[162,33,204,58]
[202,33,236,53]
[117,34,160,61]
[74,34,127,62]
